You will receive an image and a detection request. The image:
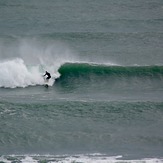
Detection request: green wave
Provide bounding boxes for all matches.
[58,62,163,79]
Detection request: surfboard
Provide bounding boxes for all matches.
[43,76,49,88]
[44,84,49,88]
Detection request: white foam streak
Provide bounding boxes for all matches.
[0,154,163,163]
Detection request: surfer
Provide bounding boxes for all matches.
[43,71,51,81]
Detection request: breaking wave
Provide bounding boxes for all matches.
[0,60,163,88]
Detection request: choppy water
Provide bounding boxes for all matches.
[0,0,163,162]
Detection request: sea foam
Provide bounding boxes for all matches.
[0,154,163,163]
[0,58,48,88]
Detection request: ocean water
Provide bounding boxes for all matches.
[0,0,163,162]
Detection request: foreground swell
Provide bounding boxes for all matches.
[0,101,163,158]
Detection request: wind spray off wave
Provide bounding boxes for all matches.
[0,37,78,88]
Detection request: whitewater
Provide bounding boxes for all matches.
[0,58,45,88]
[1,154,163,163]
[0,37,79,88]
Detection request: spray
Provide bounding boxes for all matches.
[0,37,77,88]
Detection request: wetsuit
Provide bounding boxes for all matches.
[44,71,51,80]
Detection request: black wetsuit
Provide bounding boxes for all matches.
[44,71,51,80]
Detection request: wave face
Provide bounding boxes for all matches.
[59,63,163,78]
[57,63,163,91]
